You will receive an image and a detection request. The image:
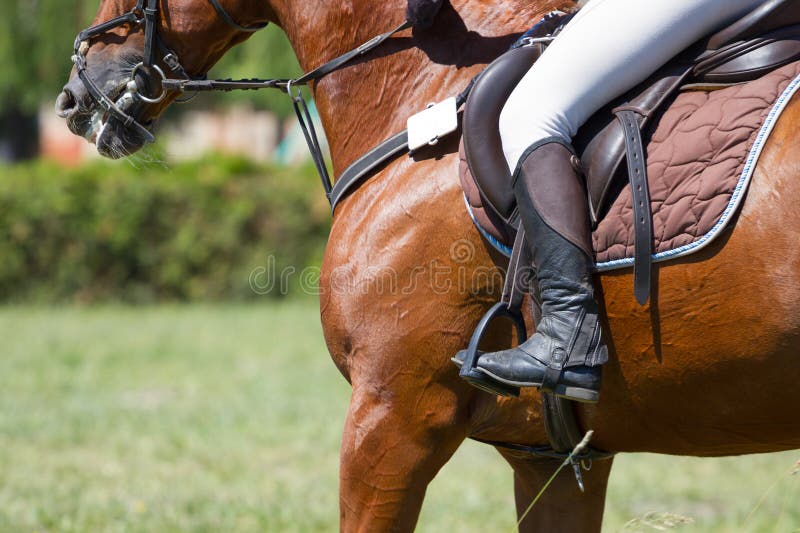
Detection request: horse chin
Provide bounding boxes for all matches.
[93,112,154,159]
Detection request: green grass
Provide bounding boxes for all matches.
[0,303,797,532]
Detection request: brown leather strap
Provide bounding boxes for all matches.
[615,109,652,305]
[501,223,531,311]
[541,347,566,393]
[541,393,590,454]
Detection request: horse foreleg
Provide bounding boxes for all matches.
[506,454,614,532]
[338,381,469,532]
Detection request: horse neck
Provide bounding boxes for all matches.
[273,0,573,176]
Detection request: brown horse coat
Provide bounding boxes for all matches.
[58,0,800,530]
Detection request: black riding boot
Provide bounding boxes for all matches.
[457,139,608,403]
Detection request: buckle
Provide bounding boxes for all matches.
[163,53,181,72]
[129,62,168,104]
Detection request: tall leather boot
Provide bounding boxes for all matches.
[457,139,608,403]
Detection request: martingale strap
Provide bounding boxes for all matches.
[290,86,333,196]
[327,131,410,209]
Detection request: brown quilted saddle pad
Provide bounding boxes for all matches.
[461,60,800,271]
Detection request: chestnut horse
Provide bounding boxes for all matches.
[56,0,800,530]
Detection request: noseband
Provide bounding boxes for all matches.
[72,0,266,143]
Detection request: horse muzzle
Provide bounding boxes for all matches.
[56,70,157,159]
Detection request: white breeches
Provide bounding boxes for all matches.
[499,0,766,173]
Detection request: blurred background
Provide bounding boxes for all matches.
[0,1,797,531]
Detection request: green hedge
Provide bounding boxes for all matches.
[0,157,331,303]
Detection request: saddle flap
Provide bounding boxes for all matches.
[462,44,544,222]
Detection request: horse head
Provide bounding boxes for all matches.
[55,0,554,161]
[55,0,276,158]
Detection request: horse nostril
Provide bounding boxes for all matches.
[55,88,79,118]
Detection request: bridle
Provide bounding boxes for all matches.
[72,0,267,144]
[72,0,411,192]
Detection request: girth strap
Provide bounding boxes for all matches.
[328,80,476,212]
[614,108,653,305]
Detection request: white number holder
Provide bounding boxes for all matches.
[407,97,458,152]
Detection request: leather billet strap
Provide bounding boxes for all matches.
[501,220,530,311]
[614,108,653,305]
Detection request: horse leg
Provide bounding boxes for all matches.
[320,157,508,531]
[505,454,614,532]
[338,379,469,532]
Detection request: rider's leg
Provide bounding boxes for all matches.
[464,0,764,402]
[501,0,766,169]
[470,138,608,402]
